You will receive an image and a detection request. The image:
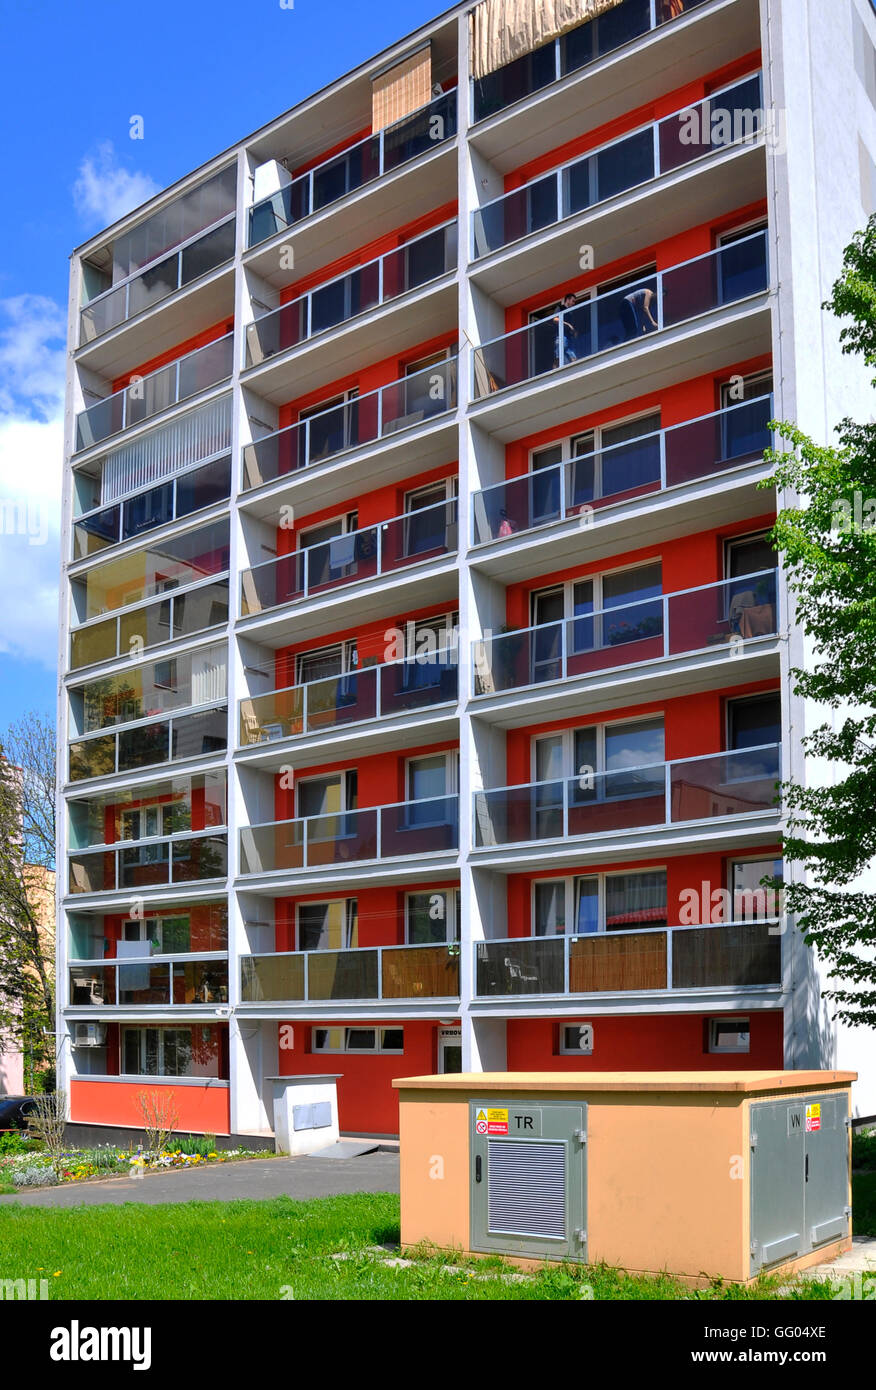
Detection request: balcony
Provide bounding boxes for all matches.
[240,651,458,748]
[239,794,459,880]
[472,395,772,551]
[242,357,457,497]
[73,453,231,561]
[248,90,458,250]
[474,570,779,718]
[79,217,236,352]
[68,831,228,897]
[245,221,457,369]
[240,496,458,618]
[70,576,230,672]
[472,0,713,126]
[473,920,781,1001]
[473,745,781,862]
[472,73,762,260]
[473,230,768,406]
[68,706,228,785]
[68,957,229,1009]
[240,942,460,1006]
[75,333,234,454]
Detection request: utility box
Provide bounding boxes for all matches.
[394,1071,855,1284]
[267,1074,340,1156]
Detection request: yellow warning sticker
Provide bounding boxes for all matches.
[806,1103,821,1133]
[487,1107,508,1135]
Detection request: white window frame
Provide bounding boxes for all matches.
[727,856,783,922]
[294,770,357,819]
[405,750,458,800]
[311,1026,404,1054]
[405,888,461,943]
[120,1024,199,1076]
[294,639,358,686]
[531,868,669,938]
[530,558,663,637]
[531,713,666,783]
[295,897,358,952]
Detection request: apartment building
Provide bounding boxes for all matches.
[57,0,876,1141]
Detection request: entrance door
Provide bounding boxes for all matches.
[438,1027,462,1074]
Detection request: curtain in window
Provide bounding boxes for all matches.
[469,0,624,80]
[605,871,667,929]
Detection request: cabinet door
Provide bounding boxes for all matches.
[750,1098,805,1273]
[470,1101,587,1261]
[804,1094,851,1249]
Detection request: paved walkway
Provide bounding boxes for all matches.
[0,1152,400,1208]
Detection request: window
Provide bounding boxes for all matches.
[725,530,775,579]
[296,640,358,686]
[406,889,460,943]
[311,1026,403,1053]
[529,562,663,680]
[720,371,773,461]
[559,1023,594,1056]
[406,753,457,825]
[296,899,358,951]
[529,411,661,517]
[534,717,665,794]
[403,479,457,557]
[295,772,356,819]
[534,870,667,936]
[729,858,783,921]
[717,223,768,303]
[298,512,359,588]
[727,694,781,750]
[120,1024,222,1076]
[298,390,359,463]
[708,1017,750,1054]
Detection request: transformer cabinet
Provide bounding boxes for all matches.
[394,1071,855,1283]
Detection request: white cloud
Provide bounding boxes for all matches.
[73,141,160,228]
[0,296,65,669]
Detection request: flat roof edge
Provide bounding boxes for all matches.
[392,1071,858,1093]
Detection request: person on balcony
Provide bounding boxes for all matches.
[553,292,581,367]
[622,286,659,338]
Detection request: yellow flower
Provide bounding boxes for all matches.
[53,1271,61,1278]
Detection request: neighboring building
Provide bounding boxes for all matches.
[57,0,876,1140]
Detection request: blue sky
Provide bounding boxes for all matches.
[0,0,447,735]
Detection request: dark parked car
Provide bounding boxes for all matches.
[0,1096,38,1132]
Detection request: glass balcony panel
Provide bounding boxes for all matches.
[171,834,228,883]
[472,236,768,399]
[71,618,118,670]
[76,395,125,451]
[241,953,305,1003]
[172,960,229,1004]
[119,841,170,889]
[659,73,763,174]
[384,91,457,169]
[669,746,780,822]
[671,921,781,988]
[379,654,457,713]
[69,965,116,1006]
[569,930,668,992]
[303,807,379,867]
[239,820,304,875]
[118,722,171,772]
[122,481,174,541]
[473,173,558,256]
[118,963,171,1006]
[72,505,121,559]
[381,944,460,998]
[69,736,116,783]
[380,795,459,858]
[473,42,556,122]
[667,571,777,653]
[170,709,227,762]
[240,687,305,744]
[475,938,565,995]
[307,949,379,1001]
[381,499,458,571]
[176,455,232,518]
[304,668,377,731]
[171,580,229,639]
[566,768,666,836]
[380,357,456,433]
[180,219,235,286]
[664,394,772,486]
[68,850,117,895]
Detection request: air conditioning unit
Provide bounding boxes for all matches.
[73,1022,107,1048]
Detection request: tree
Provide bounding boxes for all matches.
[762,214,876,1028]
[0,712,57,1089]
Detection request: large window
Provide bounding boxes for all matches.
[729,857,783,921]
[534,870,668,935]
[530,562,662,681]
[406,889,460,943]
[727,694,782,750]
[120,1024,224,1077]
[296,899,358,951]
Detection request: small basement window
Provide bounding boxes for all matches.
[708,1017,750,1053]
[558,1023,594,1056]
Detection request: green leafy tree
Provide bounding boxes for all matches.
[762,215,876,1027]
[0,713,57,1089]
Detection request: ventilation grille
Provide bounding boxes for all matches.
[488,1140,566,1239]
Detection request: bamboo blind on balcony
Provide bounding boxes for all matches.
[569,931,668,993]
[469,0,624,80]
[372,45,432,132]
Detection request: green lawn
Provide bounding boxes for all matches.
[0,1189,866,1301]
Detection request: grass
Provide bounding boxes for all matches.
[0,1191,865,1301]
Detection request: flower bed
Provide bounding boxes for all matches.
[0,1139,266,1189]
